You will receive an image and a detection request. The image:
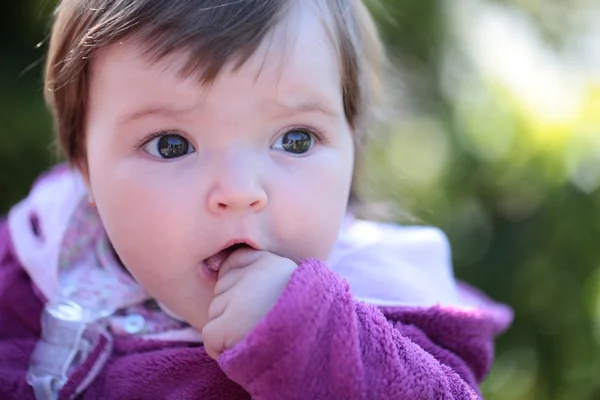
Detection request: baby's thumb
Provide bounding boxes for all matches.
[217,247,262,280]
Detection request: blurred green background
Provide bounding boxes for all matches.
[1,0,599,399]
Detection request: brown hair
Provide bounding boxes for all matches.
[44,0,386,178]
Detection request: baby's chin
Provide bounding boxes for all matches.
[152,291,212,331]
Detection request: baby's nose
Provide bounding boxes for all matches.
[206,162,267,214]
[208,187,267,213]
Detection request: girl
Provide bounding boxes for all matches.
[0,0,512,399]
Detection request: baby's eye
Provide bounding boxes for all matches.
[142,133,195,159]
[271,130,315,155]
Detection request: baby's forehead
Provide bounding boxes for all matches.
[242,6,342,91]
[189,2,340,85]
[113,1,339,82]
[92,3,343,102]
[88,12,345,125]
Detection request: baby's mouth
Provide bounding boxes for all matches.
[203,243,251,272]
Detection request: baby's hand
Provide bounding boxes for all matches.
[202,248,297,360]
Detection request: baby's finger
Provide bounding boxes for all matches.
[213,267,245,297]
[217,247,262,280]
[201,317,227,360]
[207,290,230,322]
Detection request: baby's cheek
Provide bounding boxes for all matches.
[272,206,340,263]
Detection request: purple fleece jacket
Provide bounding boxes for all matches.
[0,218,509,400]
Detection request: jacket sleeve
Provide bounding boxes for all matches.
[218,259,511,400]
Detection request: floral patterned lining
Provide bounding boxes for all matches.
[56,198,190,337]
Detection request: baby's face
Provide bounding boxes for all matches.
[84,7,354,330]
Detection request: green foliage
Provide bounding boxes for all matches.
[1,1,598,399]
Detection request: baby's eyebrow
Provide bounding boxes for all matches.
[117,105,196,125]
[272,98,340,120]
[116,98,339,125]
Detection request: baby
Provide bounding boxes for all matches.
[0,0,512,399]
